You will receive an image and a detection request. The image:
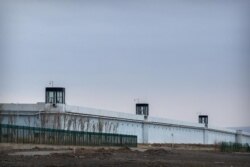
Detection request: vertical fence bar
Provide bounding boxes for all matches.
[0,124,1,143]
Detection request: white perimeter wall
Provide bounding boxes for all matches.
[207,130,235,144]
[1,103,250,144]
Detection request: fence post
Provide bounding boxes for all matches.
[16,126,18,143]
[0,124,2,143]
[7,125,9,143]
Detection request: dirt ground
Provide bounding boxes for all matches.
[0,143,250,167]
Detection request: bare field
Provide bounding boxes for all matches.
[0,143,250,167]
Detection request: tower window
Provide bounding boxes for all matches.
[45,87,65,104]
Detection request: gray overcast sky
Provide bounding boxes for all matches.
[0,0,250,127]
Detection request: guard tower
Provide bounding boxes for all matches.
[198,115,208,127]
[45,87,65,104]
[136,103,149,116]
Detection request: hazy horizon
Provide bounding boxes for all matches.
[1,0,249,127]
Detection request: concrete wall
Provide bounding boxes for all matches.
[207,130,235,144]
[1,103,250,144]
[242,134,250,144]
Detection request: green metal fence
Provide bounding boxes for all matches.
[0,124,137,147]
[220,142,250,152]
